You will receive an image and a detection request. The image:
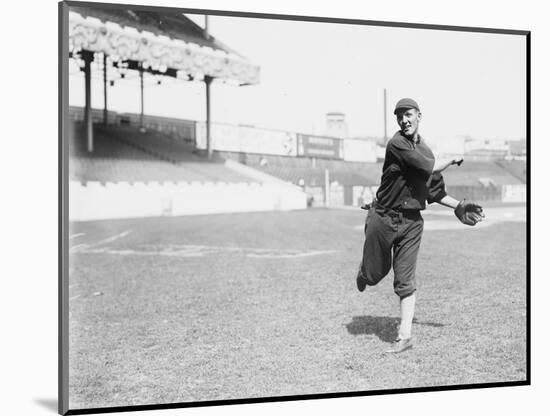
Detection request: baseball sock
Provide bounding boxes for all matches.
[398,292,416,340]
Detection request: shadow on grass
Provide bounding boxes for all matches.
[34,398,57,413]
[346,316,445,343]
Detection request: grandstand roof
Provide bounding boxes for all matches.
[68,5,260,85]
[70,6,237,53]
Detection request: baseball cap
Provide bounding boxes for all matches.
[394,98,420,114]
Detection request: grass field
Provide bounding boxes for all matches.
[68,204,527,410]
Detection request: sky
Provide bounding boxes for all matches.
[69,11,527,143]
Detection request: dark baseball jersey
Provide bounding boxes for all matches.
[376,131,447,210]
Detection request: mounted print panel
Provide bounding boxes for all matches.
[59,1,529,414]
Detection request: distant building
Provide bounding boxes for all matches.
[431,136,466,157]
[325,112,349,139]
[464,137,510,154]
[461,136,524,160]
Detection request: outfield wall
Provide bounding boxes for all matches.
[69,181,307,221]
[345,184,526,207]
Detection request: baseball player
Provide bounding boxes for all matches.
[356,98,484,354]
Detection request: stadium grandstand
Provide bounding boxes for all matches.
[496,159,527,183]
[219,152,382,186]
[219,148,525,206]
[68,103,526,215]
[68,5,259,155]
[66,5,526,220]
[67,5,309,220]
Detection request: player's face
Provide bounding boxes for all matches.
[396,108,421,138]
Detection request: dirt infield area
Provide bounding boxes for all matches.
[68,203,527,410]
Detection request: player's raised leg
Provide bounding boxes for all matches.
[357,209,394,292]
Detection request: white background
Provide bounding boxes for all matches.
[1,0,544,415]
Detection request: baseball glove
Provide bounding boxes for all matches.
[454,200,484,226]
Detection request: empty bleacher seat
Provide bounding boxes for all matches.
[69,122,253,184]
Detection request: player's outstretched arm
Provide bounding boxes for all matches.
[432,157,463,174]
[437,195,460,209]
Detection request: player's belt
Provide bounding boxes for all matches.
[371,201,420,221]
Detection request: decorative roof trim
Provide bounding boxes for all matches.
[68,11,260,85]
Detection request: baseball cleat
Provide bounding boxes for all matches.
[385,338,413,354]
